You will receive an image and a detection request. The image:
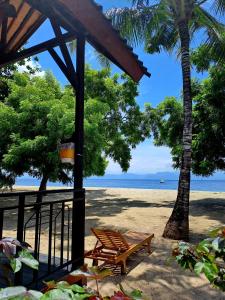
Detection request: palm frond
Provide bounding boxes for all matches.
[144,2,179,53]
[94,51,111,69]
[68,40,77,53]
[210,0,225,15]
[193,5,225,60]
[193,5,224,32]
[107,7,151,47]
[130,0,152,7]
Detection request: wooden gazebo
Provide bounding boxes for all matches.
[0,0,150,286]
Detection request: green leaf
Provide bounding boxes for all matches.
[130,289,143,300]
[89,266,113,279]
[70,285,86,294]
[40,289,73,300]
[0,286,26,299]
[194,262,204,275]
[55,281,70,289]
[28,290,43,299]
[178,242,190,254]
[73,293,92,300]
[18,250,39,270]
[212,237,220,252]
[208,227,223,238]
[196,240,211,254]
[10,258,22,273]
[203,262,219,282]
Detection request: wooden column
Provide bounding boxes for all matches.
[72,34,86,269]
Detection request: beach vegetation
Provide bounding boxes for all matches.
[172,226,225,291]
[0,238,39,286]
[0,67,149,191]
[108,0,225,240]
[0,253,147,299]
[146,62,225,176]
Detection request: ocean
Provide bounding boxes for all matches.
[15,177,225,192]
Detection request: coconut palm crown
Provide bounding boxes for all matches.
[107,0,225,241]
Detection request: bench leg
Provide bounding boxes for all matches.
[121,260,127,274]
[92,259,99,266]
[147,240,152,254]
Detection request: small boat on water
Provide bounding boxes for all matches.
[160,179,165,183]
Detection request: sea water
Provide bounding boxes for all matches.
[15,177,225,192]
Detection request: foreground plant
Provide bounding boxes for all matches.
[0,286,43,300]
[0,282,147,300]
[0,238,39,286]
[0,263,148,299]
[172,226,225,291]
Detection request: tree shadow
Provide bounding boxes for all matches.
[91,237,225,300]
[86,189,159,219]
[190,198,225,223]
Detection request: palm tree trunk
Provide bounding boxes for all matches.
[163,21,192,241]
[39,174,48,191]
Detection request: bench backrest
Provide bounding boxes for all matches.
[92,228,129,252]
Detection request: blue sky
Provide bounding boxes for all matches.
[26,0,213,175]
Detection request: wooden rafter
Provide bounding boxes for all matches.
[0,16,8,50]
[0,0,150,81]
[50,20,76,74]
[48,47,77,89]
[7,7,34,50]
[0,31,77,68]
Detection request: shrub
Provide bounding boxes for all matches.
[172,226,225,291]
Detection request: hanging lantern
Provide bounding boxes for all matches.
[59,140,75,165]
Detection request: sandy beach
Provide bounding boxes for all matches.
[1,187,225,299]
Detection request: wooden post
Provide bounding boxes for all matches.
[72,34,86,269]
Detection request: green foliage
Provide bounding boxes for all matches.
[107,1,225,58]
[0,283,147,300]
[191,43,225,72]
[172,226,225,291]
[146,63,225,176]
[0,58,40,103]
[0,59,41,188]
[0,238,39,286]
[0,67,148,189]
[0,286,43,300]
[0,264,148,299]
[41,282,92,300]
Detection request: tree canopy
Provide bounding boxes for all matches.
[0,67,149,190]
[107,0,225,241]
[147,63,225,177]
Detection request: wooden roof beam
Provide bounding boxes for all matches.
[48,47,77,89]
[50,19,76,78]
[25,0,150,82]
[0,16,8,50]
[0,31,77,68]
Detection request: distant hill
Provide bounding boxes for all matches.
[90,172,225,180]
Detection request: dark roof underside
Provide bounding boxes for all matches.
[0,0,150,82]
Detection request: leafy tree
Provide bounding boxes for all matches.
[172,226,225,291]
[0,67,148,191]
[191,31,225,72]
[146,63,225,177]
[108,0,225,240]
[0,58,40,102]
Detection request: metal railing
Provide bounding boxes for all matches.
[0,188,85,287]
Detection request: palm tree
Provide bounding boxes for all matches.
[108,0,225,240]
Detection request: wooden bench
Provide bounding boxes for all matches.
[85,228,154,274]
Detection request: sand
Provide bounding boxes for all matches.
[1,187,225,299]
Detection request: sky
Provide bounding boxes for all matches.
[25,0,214,175]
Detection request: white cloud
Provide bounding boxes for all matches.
[17,59,45,77]
[106,140,173,174]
